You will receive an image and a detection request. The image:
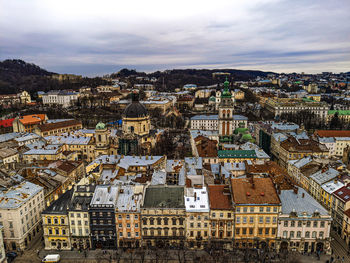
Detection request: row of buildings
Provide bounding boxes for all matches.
[42,177,331,254]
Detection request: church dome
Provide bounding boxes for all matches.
[123,92,148,118]
[96,122,106,130]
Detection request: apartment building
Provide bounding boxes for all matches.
[277,187,331,254]
[115,185,143,248]
[42,90,78,108]
[42,189,73,250]
[34,119,83,137]
[207,185,234,250]
[0,181,45,251]
[184,186,210,249]
[89,185,119,249]
[12,114,47,133]
[68,185,95,250]
[231,177,281,250]
[141,186,186,248]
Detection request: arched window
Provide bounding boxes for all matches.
[143,125,146,132]
[305,231,310,238]
[312,231,317,238]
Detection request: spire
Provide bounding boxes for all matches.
[221,77,231,98]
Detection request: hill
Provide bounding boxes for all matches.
[0,59,111,95]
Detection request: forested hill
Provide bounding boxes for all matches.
[0,59,110,95]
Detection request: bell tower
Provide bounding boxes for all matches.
[219,78,234,143]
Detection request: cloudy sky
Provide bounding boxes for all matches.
[1,0,349,76]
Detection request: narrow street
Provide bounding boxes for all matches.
[331,231,350,262]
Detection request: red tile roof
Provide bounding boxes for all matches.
[231,177,281,205]
[208,185,232,210]
[344,208,350,218]
[0,118,15,128]
[315,130,350,138]
[333,185,350,202]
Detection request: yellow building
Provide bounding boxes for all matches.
[23,144,65,163]
[42,190,73,250]
[231,178,281,249]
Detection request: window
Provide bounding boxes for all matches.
[54,218,58,224]
[319,231,324,238]
[190,223,194,228]
[249,228,253,235]
[197,223,201,227]
[260,207,264,212]
[136,232,139,237]
[62,229,66,235]
[48,218,51,224]
[313,221,318,227]
[172,218,177,225]
[273,217,277,223]
[320,221,325,227]
[243,207,248,212]
[71,220,75,225]
[312,231,317,238]
[243,217,247,223]
[9,222,13,228]
[284,221,288,227]
[298,221,302,227]
[290,231,294,238]
[236,207,240,212]
[265,228,269,235]
[266,217,270,223]
[297,231,301,238]
[283,231,288,238]
[266,207,271,212]
[119,232,123,237]
[135,223,139,228]
[126,215,130,220]
[55,229,59,235]
[258,228,263,235]
[242,228,247,235]
[272,228,276,235]
[249,217,254,223]
[127,223,130,228]
[259,217,263,223]
[220,213,223,218]
[250,207,254,212]
[236,217,241,224]
[305,231,310,238]
[273,207,278,212]
[291,221,295,227]
[228,213,231,218]
[212,212,216,217]
[236,228,240,235]
[306,221,311,227]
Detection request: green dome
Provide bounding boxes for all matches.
[242,133,253,141]
[209,96,216,102]
[96,122,106,130]
[234,127,248,134]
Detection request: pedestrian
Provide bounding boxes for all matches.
[342,256,345,263]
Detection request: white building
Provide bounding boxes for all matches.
[0,181,45,251]
[184,186,210,248]
[190,114,247,131]
[42,91,78,108]
[277,187,332,254]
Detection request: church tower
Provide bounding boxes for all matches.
[218,78,234,143]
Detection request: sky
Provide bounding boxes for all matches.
[1,0,349,76]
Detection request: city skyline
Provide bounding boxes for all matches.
[1,0,350,76]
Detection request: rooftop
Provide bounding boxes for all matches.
[208,185,232,210]
[90,185,119,206]
[185,186,209,212]
[142,186,185,209]
[37,119,82,132]
[315,130,350,138]
[231,177,281,205]
[42,189,72,215]
[0,181,43,209]
[280,187,329,216]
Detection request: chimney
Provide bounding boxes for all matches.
[293,187,298,195]
[194,192,197,202]
[302,193,305,198]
